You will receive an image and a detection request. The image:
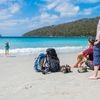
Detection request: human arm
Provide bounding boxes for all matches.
[94,39,100,45]
[95,19,100,44]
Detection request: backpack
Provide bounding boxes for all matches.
[60,64,71,73]
[42,48,60,74]
[47,56,60,72]
[46,48,58,59]
[34,53,46,72]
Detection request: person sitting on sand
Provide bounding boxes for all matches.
[5,42,10,56]
[73,38,95,68]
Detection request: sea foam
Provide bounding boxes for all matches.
[0,46,86,56]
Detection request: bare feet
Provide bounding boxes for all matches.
[88,76,98,80]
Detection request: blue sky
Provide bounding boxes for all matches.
[0,0,100,36]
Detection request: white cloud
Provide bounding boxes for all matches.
[40,12,58,22]
[0,0,7,4]
[9,3,20,14]
[22,0,80,30]
[50,15,58,19]
[0,3,20,20]
[46,1,58,10]
[0,0,24,4]
[43,0,80,17]
[0,0,99,36]
[28,12,59,30]
[0,18,30,35]
[0,8,12,20]
[55,2,79,17]
[32,12,58,26]
[0,18,29,27]
[0,21,17,29]
[80,8,92,15]
[77,0,100,3]
[79,5,100,16]
[40,12,50,19]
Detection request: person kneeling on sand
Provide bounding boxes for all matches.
[73,38,95,68]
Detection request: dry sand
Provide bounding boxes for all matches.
[0,53,100,100]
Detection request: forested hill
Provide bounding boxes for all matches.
[23,16,100,37]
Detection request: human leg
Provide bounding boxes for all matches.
[73,54,85,68]
[89,44,100,79]
[89,66,100,79]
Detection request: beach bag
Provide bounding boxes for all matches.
[77,66,88,73]
[60,64,71,73]
[34,53,46,72]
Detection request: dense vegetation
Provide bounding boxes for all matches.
[23,16,100,37]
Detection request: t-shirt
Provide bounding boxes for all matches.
[83,46,93,61]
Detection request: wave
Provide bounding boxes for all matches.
[0,46,86,56]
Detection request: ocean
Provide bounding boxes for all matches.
[0,37,89,56]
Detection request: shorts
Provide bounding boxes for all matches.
[93,43,100,66]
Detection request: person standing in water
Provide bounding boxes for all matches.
[89,19,100,79]
[5,42,10,56]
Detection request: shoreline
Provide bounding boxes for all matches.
[0,46,84,57]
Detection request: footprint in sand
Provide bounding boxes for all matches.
[24,84,32,90]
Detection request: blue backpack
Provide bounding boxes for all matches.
[34,53,46,72]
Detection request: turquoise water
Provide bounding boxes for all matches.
[0,37,89,55]
[0,37,88,49]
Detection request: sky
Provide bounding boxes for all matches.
[0,0,100,36]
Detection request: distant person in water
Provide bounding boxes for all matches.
[73,38,95,68]
[89,19,100,80]
[5,42,10,56]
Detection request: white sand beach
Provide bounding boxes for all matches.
[0,53,100,100]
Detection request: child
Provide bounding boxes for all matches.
[73,38,95,68]
[5,42,10,56]
[89,19,100,79]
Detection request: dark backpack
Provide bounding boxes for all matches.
[47,56,60,72]
[42,48,60,74]
[46,48,58,59]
